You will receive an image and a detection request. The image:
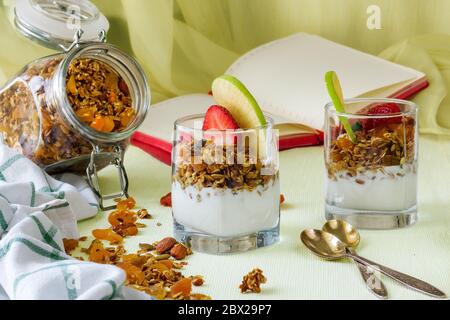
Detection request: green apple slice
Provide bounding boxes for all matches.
[325,71,356,143]
[212,75,266,128]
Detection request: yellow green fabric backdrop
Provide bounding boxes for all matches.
[0,0,450,135]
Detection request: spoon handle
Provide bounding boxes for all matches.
[347,248,388,299]
[348,252,447,299]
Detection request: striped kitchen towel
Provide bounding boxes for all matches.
[0,143,149,300]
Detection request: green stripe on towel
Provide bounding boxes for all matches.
[0,209,8,231]
[30,215,62,251]
[0,155,24,181]
[0,237,66,260]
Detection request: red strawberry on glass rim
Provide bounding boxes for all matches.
[202,105,239,130]
[202,105,239,144]
[362,103,402,130]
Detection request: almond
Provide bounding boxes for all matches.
[170,243,188,260]
[192,276,204,286]
[155,237,177,253]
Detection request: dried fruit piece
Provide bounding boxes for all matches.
[92,228,123,244]
[160,192,172,207]
[102,116,115,132]
[191,276,204,286]
[158,259,173,269]
[170,243,188,260]
[88,240,110,264]
[63,238,79,254]
[148,283,166,300]
[112,223,138,237]
[280,194,285,205]
[116,197,136,211]
[108,210,137,227]
[117,262,145,285]
[155,237,177,253]
[171,278,192,297]
[75,107,95,123]
[149,262,170,272]
[90,116,105,131]
[67,75,78,95]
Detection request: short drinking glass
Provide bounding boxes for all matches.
[324,98,418,229]
[171,114,280,254]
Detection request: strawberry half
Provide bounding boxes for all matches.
[202,105,239,130]
[362,103,402,130]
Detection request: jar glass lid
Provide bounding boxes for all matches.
[14,0,109,50]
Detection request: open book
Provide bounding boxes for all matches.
[132,33,427,165]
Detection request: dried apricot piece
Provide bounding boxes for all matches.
[88,240,110,264]
[108,210,137,226]
[171,278,192,297]
[149,262,169,272]
[158,259,173,269]
[63,238,79,255]
[116,197,136,211]
[148,284,167,300]
[75,108,95,123]
[122,254,148,268]
[102,116,115,132]
[90,116,105,131]
[112,223,138,237]
[117,262,145,285]
[92,228,123,244]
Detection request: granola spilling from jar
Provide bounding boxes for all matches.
[66,58,135,132]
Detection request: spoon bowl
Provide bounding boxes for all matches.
[322,219,360,248]
[300,229,347,260]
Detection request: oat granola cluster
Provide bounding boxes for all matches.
[327,118,416,180]
[173,140,277,192]
[239,268,267,293]
[66,58,135,132]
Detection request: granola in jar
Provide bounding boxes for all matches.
[0,42,149,176]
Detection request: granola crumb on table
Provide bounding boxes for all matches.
[240,268,267,293]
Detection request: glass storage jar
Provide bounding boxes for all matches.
[0,31,150,209]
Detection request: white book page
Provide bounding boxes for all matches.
[226,33,424,129]
[139,94,214,141]
[139,94,299,141]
